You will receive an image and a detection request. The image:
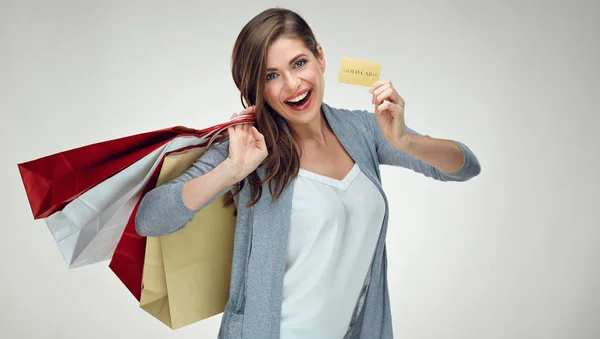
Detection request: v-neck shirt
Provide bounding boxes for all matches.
[280,163,386,338]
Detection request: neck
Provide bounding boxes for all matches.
[288,107,330,146]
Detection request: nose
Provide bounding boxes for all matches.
[284,74,301,92]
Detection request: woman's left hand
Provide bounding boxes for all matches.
[369,80,409,150]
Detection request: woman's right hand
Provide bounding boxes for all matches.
[226,106,268,182]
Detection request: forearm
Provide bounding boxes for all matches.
[394,134,465,174]
[181,159,239,210]
[135,158,238,237]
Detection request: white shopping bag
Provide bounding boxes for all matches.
[42,115,251,268]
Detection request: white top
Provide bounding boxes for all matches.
[280,163,386,339]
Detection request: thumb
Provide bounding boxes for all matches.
[251,126,266,148]
[374,103,381,116]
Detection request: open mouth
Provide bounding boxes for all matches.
[285,89,312,107]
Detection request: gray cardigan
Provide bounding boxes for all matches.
[135,102,481,338]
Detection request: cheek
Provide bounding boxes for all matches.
[264,86,279,105]
[308,66,323,84]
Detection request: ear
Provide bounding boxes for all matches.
[317,44,326,73]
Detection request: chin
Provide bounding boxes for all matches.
[291,105,322,126]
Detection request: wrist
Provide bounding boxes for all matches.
[393,133,414,153]
[218,158,243,186]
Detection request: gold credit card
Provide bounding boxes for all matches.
[338,57,381,87]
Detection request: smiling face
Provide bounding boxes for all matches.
[263,37,326,126]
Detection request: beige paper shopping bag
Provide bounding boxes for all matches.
[140,146,236,329]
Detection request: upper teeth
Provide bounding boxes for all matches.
[286,91,308,103]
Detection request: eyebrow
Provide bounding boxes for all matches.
[266,53,308,72]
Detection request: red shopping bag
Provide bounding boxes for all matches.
[18,114,254,298]
[107,117,253,300]
[18,117,254,220]
[108,153,165,301]
[18,127,194,220]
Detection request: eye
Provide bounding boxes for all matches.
[266,73,277,81]
[294,59,306,68]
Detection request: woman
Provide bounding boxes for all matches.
[135,7,480,339]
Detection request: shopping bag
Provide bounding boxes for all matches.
[18,115,253,220]
[108,147,175,301]
[139,146,236,329]
[18,126,189,220]
[109,116,250,300]
[44,135,213,268]
[19,114,254,270]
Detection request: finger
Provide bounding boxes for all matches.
[377,100,393,114]
[372,83,391,104]
[375,88,396,106]
[373,83,391,98]
[242,122,250,134]
[369,79,391,94]
[251,126,267,150]
[369,80,389,94]
[241,105,256,116]
[227,125,236,138]
[397,95,405,107]
[230,113,240,132]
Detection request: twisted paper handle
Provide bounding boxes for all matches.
[203,114,255,149]
[172,114,256,152]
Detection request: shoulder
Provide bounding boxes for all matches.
[323,102,372,119]
[322,102,377,138]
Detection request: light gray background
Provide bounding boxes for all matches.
[1,0,598,338]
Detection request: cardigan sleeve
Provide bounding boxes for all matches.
[361,110,481,182]
[135,139,233,237]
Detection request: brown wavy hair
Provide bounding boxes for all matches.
[223,7,321,209]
